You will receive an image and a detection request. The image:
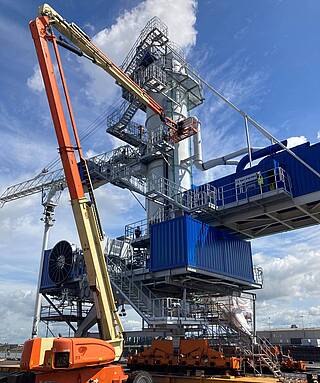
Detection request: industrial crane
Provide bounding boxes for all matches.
[12,3,197,383]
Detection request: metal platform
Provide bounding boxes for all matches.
[131,265,262,294]
[202,191,320,239]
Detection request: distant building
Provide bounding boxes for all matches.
[257,327,320,346]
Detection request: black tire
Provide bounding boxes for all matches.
[127,370,153,383]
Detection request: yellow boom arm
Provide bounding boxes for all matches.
[30,14,124,359]
[38,3,177,131]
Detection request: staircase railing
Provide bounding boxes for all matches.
[121,16,168,76]
[106,239,159,323]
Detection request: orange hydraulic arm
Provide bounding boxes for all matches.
[36,3,197,142]
[30,16,84,201]
[27,1,198,365]
[29,15,124,359]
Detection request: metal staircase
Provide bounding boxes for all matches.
[191,299,282,378]
[106,100,145,147]
[106,238,200,328]
[106,238,159,324]
[236,334,282,377]
[256,337,282,378]
[218,302,282,377]
[121,17,168,77]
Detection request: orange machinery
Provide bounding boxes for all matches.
[5,3,198,382]
[19,338,126,382]
[264,345,306,373]
[280,358,306,373]
[128,339,241,375]
[278,348,306,373]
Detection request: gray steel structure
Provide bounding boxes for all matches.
[3,18,320,372]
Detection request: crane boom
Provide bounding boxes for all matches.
[21,2,198,371]
[29,15,123,359]
[38,3,179,132]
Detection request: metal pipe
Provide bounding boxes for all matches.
[170,47,320,180]
[31,202,55,338]
[244,115,252,167]
[236,140,288,172]
[246,115,320,178]
[192,122,254,171]
[202,81,320,178]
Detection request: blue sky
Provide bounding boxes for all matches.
[0,0,320,343]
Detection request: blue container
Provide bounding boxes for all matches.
[150,215,254,282]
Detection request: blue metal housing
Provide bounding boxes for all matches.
[150,215,254,282]
[40,248,85,293]
[209,141,320,205]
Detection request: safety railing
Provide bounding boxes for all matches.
[124,121,148,142]
[146,124,174,151]
[147,175,217,212]
[133,62,167,92]
[185,183,217,211]
[147,176,188,209]
[109,164,147,195]
[90,145,139,168]
[125,207,171,240]
[216,167,292,208]
[253,266,263,285]
[150,297,192,320]
[125,168,292,238]
[125,218,149,241]
[121,16,168,75]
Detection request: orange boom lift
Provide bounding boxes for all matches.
[10,3,199,383]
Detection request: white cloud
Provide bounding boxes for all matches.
[84,23,95,33]
[252,227,320,329]
[286,135,307,148]
[81,0,197,104]
[0,283,35,344]
[27,65,44,93]
[254,250,320,301]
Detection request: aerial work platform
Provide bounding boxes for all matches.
[191,141,320,239]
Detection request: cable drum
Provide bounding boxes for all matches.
[48,240,74,284]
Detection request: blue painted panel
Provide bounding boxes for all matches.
[208,142,320,204]
[40,250,54,290]
[40,247,85,293]
[150,216,254,282]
